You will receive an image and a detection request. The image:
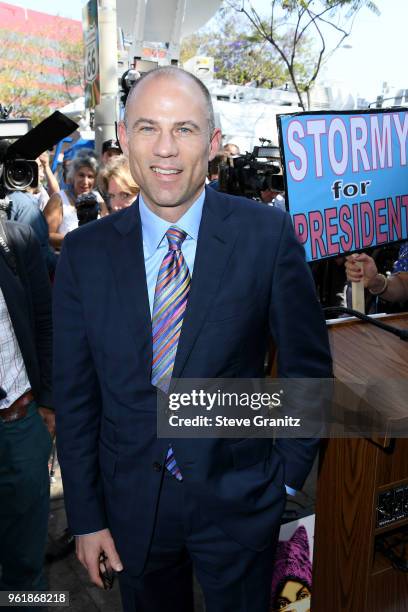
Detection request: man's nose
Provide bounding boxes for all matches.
[152,130,178,157]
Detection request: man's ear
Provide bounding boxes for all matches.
[117,121,129,157]
[209,128,222,161]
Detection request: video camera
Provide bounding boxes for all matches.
[0,108,37,193]
[0,107,78,199]
[120,59,160,106]
[219,139,284,200]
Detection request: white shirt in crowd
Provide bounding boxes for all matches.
[0,286,30,409]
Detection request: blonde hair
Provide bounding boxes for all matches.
[98,155,139,196]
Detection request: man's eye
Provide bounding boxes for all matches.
[178,126,192,134]
[139,126,155,133]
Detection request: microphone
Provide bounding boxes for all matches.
[0,387,7,400]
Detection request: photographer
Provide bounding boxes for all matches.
[0,140,56,275]
[218,144,283,202]
[43,154,108,250]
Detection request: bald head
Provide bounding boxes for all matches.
[117,64,222,221]
[124,66,215,136]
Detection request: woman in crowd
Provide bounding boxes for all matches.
[98,155,139,212]
[43,154,108,250]
[345,245,408,302]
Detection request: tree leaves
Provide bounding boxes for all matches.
[0,23,83,125]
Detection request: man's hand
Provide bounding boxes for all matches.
[76,529,123,588]
[345,253,378,288]
[38,407,55,438]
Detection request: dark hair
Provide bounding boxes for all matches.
[208,152,227,178]
[124,66,215,136]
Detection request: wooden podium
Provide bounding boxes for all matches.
[312,313,408,612]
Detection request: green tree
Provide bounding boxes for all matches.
[181,12,295,89]
[226,0,380,109]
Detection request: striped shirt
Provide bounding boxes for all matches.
[0,286,30,409]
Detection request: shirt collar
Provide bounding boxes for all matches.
[139,190,205,257]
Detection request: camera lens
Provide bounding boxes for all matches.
[5,160,35,190]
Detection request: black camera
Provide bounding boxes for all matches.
[75,193,99,226]
[0,114,38,192]
[0,107,78,197]
[120,59,159,105]
[219,141,283,200]
[3,158,39,191]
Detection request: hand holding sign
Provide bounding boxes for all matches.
[345,253,379,287]
[346,253,388,312]
[346,253,378,313]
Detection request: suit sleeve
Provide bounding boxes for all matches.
[53,237,107,534]
[269,213,333,490]
[23,226,53,408]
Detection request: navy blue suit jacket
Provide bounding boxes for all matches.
[53,187,332,575]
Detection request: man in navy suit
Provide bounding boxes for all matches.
[53,67,332,611]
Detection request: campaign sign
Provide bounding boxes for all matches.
[278,110,408,262]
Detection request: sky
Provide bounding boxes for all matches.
[7,0,406,103]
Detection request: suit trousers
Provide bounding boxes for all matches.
[118,469,279,612]
[0,401,52,595]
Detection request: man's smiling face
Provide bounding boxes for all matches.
[118,71,221,220]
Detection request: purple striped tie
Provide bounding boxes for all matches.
[151,227,190,480]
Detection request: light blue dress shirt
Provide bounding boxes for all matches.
[138,191,295,497]
[139,191,205,314]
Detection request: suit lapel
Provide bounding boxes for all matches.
[107,200,152,358]
[172,189,239,379]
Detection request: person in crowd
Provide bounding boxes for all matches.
[260,180,286,211]
[53,66,331,612]
[207,152,227,191]
[0,219,54,600]
[30,151,60,211]
[98,155,139,212]
[6,190,56,275]
[223,142,240,156]
[345,246,408,303]
[101,139,122,165]
[43,154,108,251]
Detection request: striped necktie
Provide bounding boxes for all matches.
[151,226,191,480]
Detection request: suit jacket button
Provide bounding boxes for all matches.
[153,462,162,472]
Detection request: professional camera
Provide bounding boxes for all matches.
[0,108,38,193]
[2,157,39,191]
[0,107,78,199]
[219,140,283,200]
[120,59,159,106]
[75,192,99,226]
